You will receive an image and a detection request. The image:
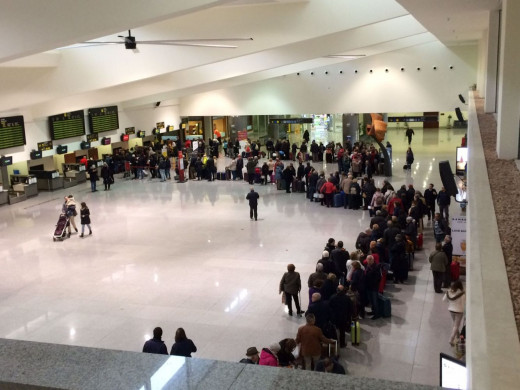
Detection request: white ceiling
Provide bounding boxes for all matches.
[0,0,499,118]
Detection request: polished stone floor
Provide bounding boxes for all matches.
[0,127,465,386]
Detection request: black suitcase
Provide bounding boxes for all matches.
[277,179,287,190]
[296,180,306,193]
[403,164,410,170]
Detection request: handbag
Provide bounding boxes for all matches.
[281,292,286,305]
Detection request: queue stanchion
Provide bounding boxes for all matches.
[177,150,186,183]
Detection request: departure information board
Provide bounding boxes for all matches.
[0,115,26,150]
[49,110,86,140]
[88,106,119,134]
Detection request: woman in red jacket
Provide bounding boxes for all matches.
[320,178,336,208]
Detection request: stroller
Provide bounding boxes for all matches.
[53,213,70,241]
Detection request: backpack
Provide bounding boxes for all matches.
[374,193,383,206]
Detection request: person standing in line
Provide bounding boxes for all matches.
[170,328,197,357]
[429,242,449,293]
[295,314,334,370]
[79,202,92,238]
[405,127,415,145]
[279,264,304,317]
[437,186,451,221]
[143,327,168,355]
[246,187,260,221]
[101,162,114,190]
[424,183,438,221]
[443,280,465,346]
[89,164,99,192]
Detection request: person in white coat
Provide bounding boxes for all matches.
[443,280,465,346]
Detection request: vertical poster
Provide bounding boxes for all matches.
[451,216,466,270]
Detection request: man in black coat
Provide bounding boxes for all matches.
[424,183,438,220]
[306,293,332,333]
[355,228,372,255]
[235,156,244,180]
[329,285,352,347]
[246,187,260,221]
[330,241,349,281]
[206,156,215,181]
[282,164,295,193]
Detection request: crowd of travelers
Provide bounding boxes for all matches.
[107,135,462,371]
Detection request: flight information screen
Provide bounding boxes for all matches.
[88,106,119,134]
[0,115,26,150]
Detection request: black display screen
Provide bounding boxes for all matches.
[0,116,26,150]
[88,106,119,134]
[49,110,86,140]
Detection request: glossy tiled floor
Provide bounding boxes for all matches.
[0,128,465,386]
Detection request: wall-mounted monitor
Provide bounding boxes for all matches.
[49,110,86,140]
[0,116,26,150]
[120,134,129,142]
[57,145,68,154]
[101,137,111,145]
[137,130,146,138]
[80,141,91,150]
[0,155,13,166]
[30,150,43,160]
[88,106,119,134]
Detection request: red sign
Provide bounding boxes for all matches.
[120,134,129,142]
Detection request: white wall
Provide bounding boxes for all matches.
[180,41,477,115]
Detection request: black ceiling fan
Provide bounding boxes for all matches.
[80,30,253,50]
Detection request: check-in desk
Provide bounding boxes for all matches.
[29,169,64,191]
[0,187,8,206]
[62,164,87,185]
[10,175,38,198]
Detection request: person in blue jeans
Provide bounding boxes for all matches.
[89,165,98,192]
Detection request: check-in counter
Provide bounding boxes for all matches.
[29,169,64,191]
[8,190,27,204]
[10,175,38,197]
[63,163,87,184]
[0,188,8,206]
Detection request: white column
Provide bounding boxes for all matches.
[484,10,500,113]
[496,0,520,159]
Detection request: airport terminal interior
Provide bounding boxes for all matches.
[2,0,520,388]
[0,127,464,386]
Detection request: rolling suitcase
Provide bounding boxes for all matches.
[451,261,460,281]
[244,172,249,182]
[351,321,361,346]
[377,294,392,318]
[333,193,344,207]
[298,180,306,193]
[416,233,423,249]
